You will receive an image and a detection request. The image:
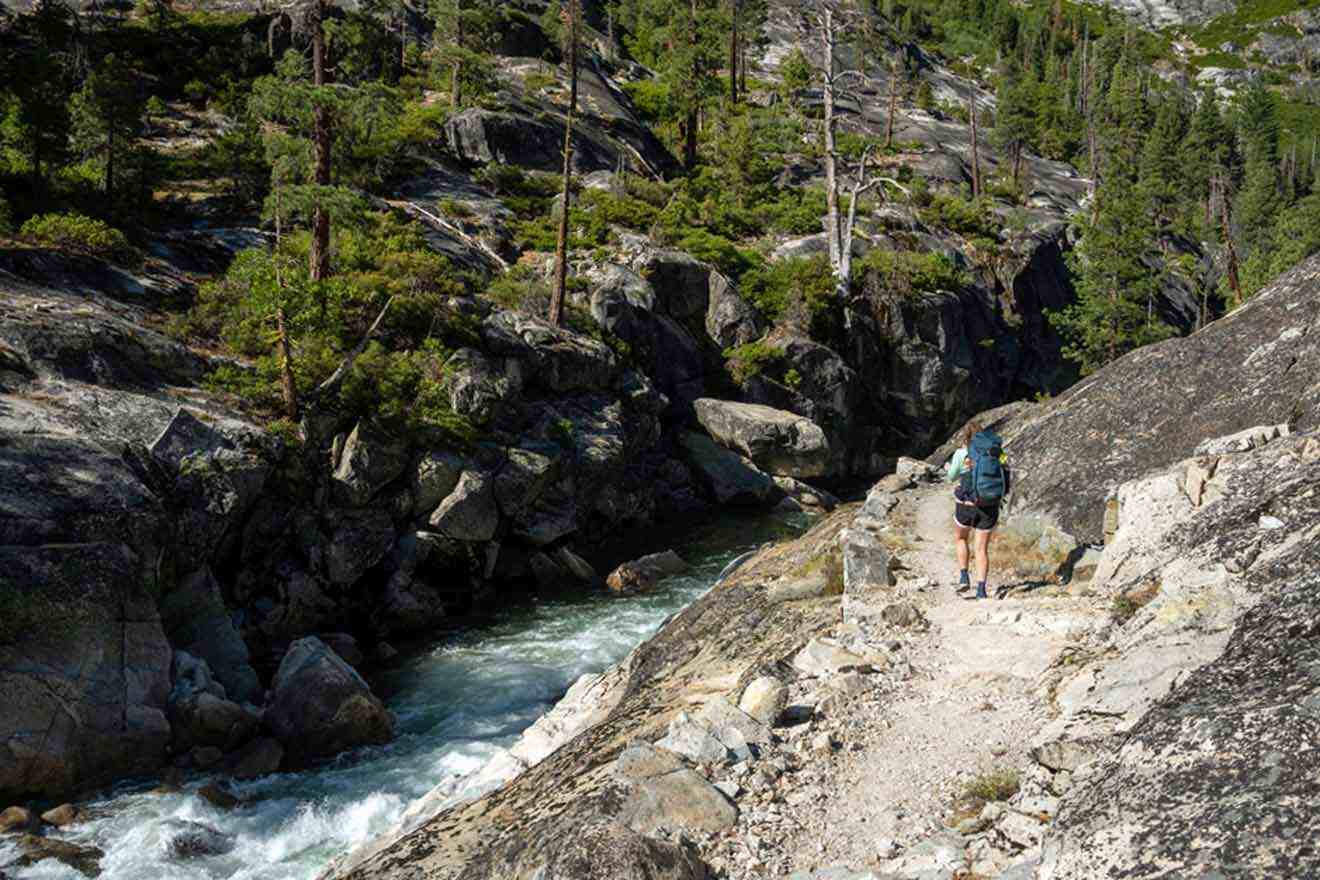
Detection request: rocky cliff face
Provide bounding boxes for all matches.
[965,253,1320,546]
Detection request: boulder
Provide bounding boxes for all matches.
[693,398,831,478]
[427,471,499,542]
[0,806,35,832]
[605,550,689,594]
[171,447,272,562]
[158,566,261,704]
[655,712,731,764]
[169,688,258,752]
[481,310,617,393]
[840,528,896,593]
[792,638,870,677]
[228,736,284,780]
[319,632,366,670]
[0,543,172,802]
[264,637,394,766]
[678,431,776,505]
[619,767,739,835]
[738,677,789,725]
[198,781,240,809]
[39,804,77,828]
[324,508,396,585]
[990,254,1320,544]
[148,407,235,471]
[330,422,409,507]
[411,450,466,516]
[163,819,236,859]
[443,348,520,426]
[9,834,103,877]
[705,272,766,348]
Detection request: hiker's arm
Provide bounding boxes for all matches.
[945,449,966,483]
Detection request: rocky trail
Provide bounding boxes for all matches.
[698,475,1108,880]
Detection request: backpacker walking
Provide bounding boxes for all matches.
[945,421,1011,600]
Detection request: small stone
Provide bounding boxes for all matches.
[810,732,836,753]
[197,782,240,810]
[1259,515,1285,530]
[40,804,79,828]
[714,780,741,799]
[0,806,36,832]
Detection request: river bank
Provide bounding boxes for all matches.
[0,510,810,880]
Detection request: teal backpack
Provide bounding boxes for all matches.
[961,430,1007,505]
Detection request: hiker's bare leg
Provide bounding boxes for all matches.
[954,522,970,571]
[974,528,991,585]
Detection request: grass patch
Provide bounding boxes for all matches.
[961,768,1020,814]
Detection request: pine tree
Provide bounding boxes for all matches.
[1232,80,1281,265]
[1052,149,1174,374]
[1182,88,1234,231]
[1139,95,1186,247]
[11,0,75,186]
[69,53,146,200]
[430,0,498,110]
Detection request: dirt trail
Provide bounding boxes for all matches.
[774,482,1101,877]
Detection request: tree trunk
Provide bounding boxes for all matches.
[277,306,299,421]
[821,7,846,307]
[567,0,579,115]
[1220,185,1243,308]
[684,0,699,170]
[310,0,331,286]
[549,0,578,327]
[728,0,739,103]
[105,117,115,197]
[885,59,898,149]
[968,90,981,198]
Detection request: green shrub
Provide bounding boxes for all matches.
[724,339,782,386]
[19,213,140,266]
[858,249,968,297]
[672,229,758,278]
[740,255,835,326]
[923,193,999,239]
[485,265,551,314]
[183,78,209,107]
[962,769,1020,806]
[0,194,11,236]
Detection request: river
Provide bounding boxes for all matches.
[0,510,809,880]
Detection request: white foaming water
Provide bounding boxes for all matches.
[4,511,808,880]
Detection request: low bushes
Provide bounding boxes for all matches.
[19,212,141,266]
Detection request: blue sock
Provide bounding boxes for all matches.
[976,580,987,598]
[959,569,970,584]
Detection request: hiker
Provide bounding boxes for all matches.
[945,422,1011,600]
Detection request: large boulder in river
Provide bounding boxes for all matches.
[693,398,831,478]
[677,431,777,505]
[605,550,689,595]
[264,637,394,766]
[968,254,1320,544]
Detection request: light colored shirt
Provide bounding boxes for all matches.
[945,447,969,483]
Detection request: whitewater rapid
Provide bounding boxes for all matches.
[0,511,807,880]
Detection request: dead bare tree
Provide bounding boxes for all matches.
[813,2,909,329]
[548,0,580,327]
[968,88,982,198]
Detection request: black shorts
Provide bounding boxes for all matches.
[955,502,1000,531]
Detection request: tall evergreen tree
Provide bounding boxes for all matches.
[69,52,145,200]
[1052,147,1174,374]
[1139,95,1186,247]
